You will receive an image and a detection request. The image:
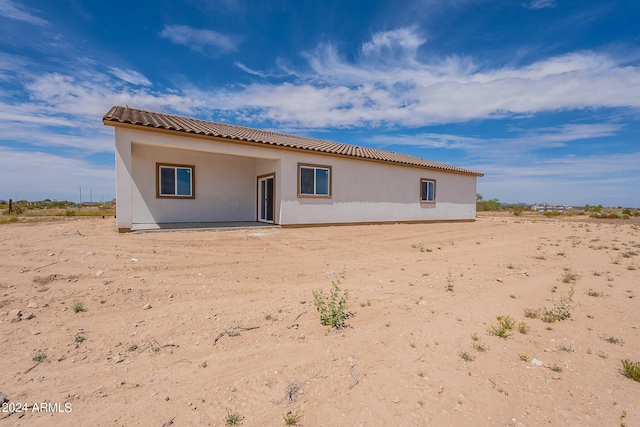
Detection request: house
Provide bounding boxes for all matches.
[103,106,483,232]
[533,203,571,213]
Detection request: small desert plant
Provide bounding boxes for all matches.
[602,335,624,345]
[518,353,530,362]
[128,344,138,352]
[459,350,475,362]
[557,345,574,352]
[75,334,86,343]
[470,333,479,341]
[487,314,516,339]
[313,274,349,329]
[541,286,575,323]
[621,359,640,382]
[586,289,603,297]
[411,243,432,253]
[32,351,47,362]
[561,268,579,284]
[225,410,244,426]
[283,411,302,426]
[517,321,530,334]
[620,409,628,427]
[445,272,454,292]
[523,307,540,319]
[473,342,489,352]
[549,364,563,373]
[72,301,84,313]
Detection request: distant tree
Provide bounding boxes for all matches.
[486,198,501,210]
[477,198,501,211]
[476,193,484,202]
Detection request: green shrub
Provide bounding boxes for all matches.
[65,209,76,216]
[72,301,84,313]
[541,286,575,322]
[313,274,349,329]
[511,205,525,216]
[32,351,47,362]
[225,410,244,426]
[487,314,516,339]
[283,411,302,426]
[621,359,640,382]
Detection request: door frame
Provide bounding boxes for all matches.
[257,173,275,223]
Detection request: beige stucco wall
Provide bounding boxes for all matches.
[130,143,257,225]
[276,151,477,224]
[112,126,478,229]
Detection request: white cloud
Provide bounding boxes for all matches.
[369,123,622,162]
[159,25,241,54]
[360,27,425,63]
[109,67,152,86]
[0,0,47,25]
[526,0,556,10]
[185,28,640,128]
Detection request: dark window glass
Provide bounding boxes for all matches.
[300,167,315,194]
[266,178,273,221]
[160,167,175,195]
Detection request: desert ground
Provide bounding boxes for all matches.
[1,213,638,426]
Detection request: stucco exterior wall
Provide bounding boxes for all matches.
[276,151,477,224]
[113,127,478,230]
[130,143,257,226]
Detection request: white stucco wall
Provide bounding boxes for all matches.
[112,126,478,229]
[130,143,257,225]
[276,151,477,224]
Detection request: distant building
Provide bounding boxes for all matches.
[532,203,571,213]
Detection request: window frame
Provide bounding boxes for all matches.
[297,163,332,198]
[420,178,436,204]
[156,163,195,199]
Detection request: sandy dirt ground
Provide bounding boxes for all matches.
[1,213,639,426]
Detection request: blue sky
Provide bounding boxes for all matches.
[1,0,639,206]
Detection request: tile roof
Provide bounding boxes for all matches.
[103,106,483,176]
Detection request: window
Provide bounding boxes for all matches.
[420,179,436,203]
[157,163,194,198]
[298,163,331,197]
